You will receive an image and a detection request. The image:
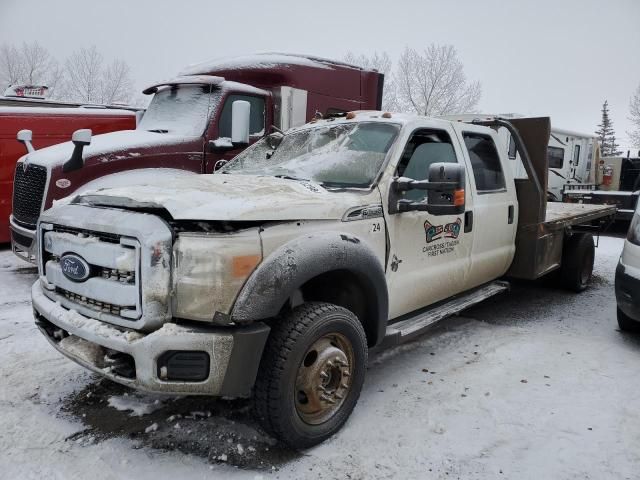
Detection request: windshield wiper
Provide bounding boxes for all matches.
[273,174,310,182]
[147,129,169,133]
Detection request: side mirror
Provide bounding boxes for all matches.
[16,129,35,153]
[392,162,465,215]
[62,129,92,173]
[72,129,92,146]
[231,100,251,146]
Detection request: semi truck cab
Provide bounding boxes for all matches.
[10,53,383,262]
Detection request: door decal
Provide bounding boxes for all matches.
[423,218,462,243]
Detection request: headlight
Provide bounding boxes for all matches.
[628,213,640,246]
[172,230,262,323]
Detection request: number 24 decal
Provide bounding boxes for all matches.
[372,223,381,232]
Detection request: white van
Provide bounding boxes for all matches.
[616,203,640,331]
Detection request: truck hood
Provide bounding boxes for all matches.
[22,130,196,168]
[76,174,381,221]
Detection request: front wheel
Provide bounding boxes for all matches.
[253,302,367,448]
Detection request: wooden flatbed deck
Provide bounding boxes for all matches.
[544,202,617,227]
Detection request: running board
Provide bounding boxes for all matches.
[382,281,510,347]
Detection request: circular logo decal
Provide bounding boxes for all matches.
[56,178,72,189]
[60,253,91,282]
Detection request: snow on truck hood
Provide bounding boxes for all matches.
[20,130,192,167]
[77,174,380,221]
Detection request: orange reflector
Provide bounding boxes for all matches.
[232,255,261,278]
[382,112,392,118]
[454,189,465,206]
[346,111,356,119]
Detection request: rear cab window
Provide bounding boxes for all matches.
[462,132,506,193]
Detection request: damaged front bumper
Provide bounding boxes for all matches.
[32,281,269,397]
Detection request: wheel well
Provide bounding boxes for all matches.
[294,270,378,347]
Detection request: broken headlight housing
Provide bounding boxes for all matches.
[628,212,640,246]
[172,230,262,324]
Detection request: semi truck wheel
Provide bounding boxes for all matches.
[617,308,640,332]
[560,233,595,292]
[253,302,367,448]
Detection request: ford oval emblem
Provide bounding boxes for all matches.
[60,254,91,282]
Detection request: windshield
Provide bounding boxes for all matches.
[221,122,400,187]
[138,85,219,136]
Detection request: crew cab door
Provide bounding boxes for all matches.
[204,93,269,173]
[384,123,474,319]
[452,124,518,287]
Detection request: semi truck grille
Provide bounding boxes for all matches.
[12,163,48,228]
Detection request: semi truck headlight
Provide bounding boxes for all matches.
[172,230,262,323]
[628,213,640,246]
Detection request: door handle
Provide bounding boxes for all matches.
[464,210,473,233]
[508,205,514,224]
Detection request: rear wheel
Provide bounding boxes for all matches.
[253,302,367,448]
[560,233,595,292]
[617,307,640,332]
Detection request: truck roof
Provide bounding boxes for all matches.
[180,52,367,76]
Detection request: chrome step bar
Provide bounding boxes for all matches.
[382,280,510,347]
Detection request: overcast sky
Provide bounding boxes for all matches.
[1,0,639,149]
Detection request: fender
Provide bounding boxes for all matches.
[231,231,388,346]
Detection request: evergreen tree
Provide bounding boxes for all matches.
[595,100,622,156]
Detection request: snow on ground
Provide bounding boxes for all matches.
[0,235,638,479]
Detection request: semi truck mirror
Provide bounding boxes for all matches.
[16,129,35,153]
[231,100,251,146]
[62,129,93,173]
[72,129,92,145]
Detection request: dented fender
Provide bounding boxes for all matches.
[231,231,388,346]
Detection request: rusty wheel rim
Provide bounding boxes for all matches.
[294,333,354,425]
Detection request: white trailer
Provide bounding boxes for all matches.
[441,113,598,201]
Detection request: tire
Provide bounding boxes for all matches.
[253,302,367,449]
[560,233,595,292]
[617,307,640,332]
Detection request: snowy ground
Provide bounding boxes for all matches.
[0,235,638,479]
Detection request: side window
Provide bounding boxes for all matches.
[507,135,517,160]
[463,132,506,193]
[573,144,581,166]
[218,94,266,138]
[396,129,458,202]
[547,146,564,169]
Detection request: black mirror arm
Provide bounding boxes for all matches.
[393,177,460,192]
[62,142,89,173]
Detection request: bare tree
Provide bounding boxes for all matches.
[395,45,481,116]
[0,41,62,94]
[344,51,398,111]
[63,46,104,103]
[99,59,134,104]
[629,82,640,149]
[63,46,134,104]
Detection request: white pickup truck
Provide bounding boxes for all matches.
[32,110,615,447]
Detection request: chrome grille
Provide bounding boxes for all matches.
[12,163,47,228]
[42,227,141,322]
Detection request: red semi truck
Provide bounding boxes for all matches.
[0,104,136,244]
[10,53,383,262]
